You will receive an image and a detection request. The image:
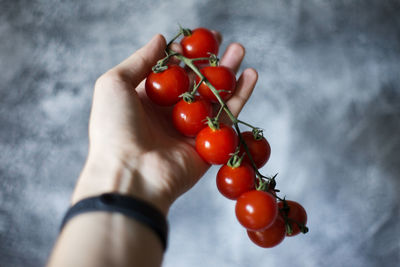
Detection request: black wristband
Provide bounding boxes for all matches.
[60,193,168,250]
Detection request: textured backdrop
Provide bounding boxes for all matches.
[1,0,399,266]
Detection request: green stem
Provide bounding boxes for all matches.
[191,78,203,95]
[274,194,284,202]
[166,31,183,48]
[191,57,211,62]
[152,52,179,72]
[237,119,259,130]
[215,105,224,121]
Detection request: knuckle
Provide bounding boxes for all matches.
[95,70,129,89]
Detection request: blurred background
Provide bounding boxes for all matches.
[1,0,399,266]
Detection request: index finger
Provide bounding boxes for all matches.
[219,68,258,125]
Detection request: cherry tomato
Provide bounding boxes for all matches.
[235,190,278,231]
[216,163,255,200]
[196,66,236,103]
[180,28,219,60]
[145,65,189,106]
[247,215,286,248]
[240,131,271,169]
[278,200,307,236]
[172,96,213,137]
[195,123,238,165]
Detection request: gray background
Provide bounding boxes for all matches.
[1,0,399,266]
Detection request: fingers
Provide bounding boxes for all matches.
[220,68,258,124]
[169,42,183,54]
[220,43,245,74]
[111,34,167,88]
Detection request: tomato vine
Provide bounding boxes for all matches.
[146,26,309,248]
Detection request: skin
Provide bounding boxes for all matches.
[47,32,258,267]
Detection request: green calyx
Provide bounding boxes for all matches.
[267,173,277,191]
[206,117,219,130]
[151,51,179,73]
[227,153,244,168]
[256,178,268,191]
[208,54,219,66]
[181,92,195,103]
[180,25,192,37]
[252,128,264,140]
[285,221,294,236]
[152,61,168,73]
[256,173,278,192]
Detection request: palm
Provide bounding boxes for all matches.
[135,82,209,193]
[89,34,257,205]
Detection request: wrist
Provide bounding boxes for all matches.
[72,153,171,216]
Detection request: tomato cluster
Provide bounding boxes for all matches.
[145,27,308,248]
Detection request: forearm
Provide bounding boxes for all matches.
[47,212,164,267]
[48,154,169,267]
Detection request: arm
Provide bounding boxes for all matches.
[48,157,166,267]
[47,33,258,267]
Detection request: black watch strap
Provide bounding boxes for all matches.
[60,193,168,250]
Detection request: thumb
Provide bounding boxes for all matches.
[89,34,166,145]
[113,34,167,88]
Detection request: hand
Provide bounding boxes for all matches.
[72,33,258,215]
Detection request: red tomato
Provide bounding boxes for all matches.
[278,200,307,236]
[240,131,271,169]
[196,66,236,103]
[145,65,189,106]
[172,96,213,137]
[247,216,286,248]
[180,28,219,60]
[216,163,255,200]
[235,190,278,231]
[195,123,238,165]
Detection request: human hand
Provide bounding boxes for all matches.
[72,33,258,215]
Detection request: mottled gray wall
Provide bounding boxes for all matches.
[1,0,399,266]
